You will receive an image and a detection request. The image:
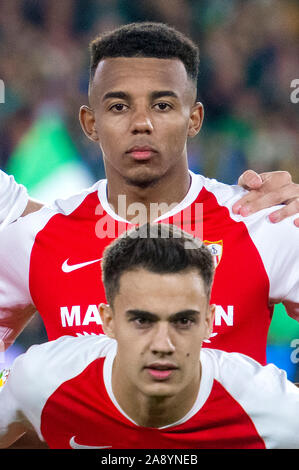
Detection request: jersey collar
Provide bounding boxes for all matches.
[97,170,204,223]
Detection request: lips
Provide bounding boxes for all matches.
[126,146,158,161]
[144,362,178,381]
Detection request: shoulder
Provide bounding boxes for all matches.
[12,334,114,383]
[5,334,115,441]
[204,348,291,388]
[48,179,104,216]
[191,171,247,206]
[192,171,298,225]
[204,348,299,396]
[192,172,298,256]
[0,180,104,238]
[202,349,299,447]
[7,335,114,413]
[9,334,115,403]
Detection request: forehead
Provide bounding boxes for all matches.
[90,57,193,102]
[113,268,207,315]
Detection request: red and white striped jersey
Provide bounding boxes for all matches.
[0,172,298,364]
[1,334,299,449]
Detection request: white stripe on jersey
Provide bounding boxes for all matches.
[206,348,299,448]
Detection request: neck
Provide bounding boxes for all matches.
[112,360,201,428]
[105,165,191,224]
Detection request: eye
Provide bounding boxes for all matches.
[109,103,128,112]
[130,316,153,329]
[153,102,172,112]
[173,317,196,329]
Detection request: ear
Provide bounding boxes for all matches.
[99,303,115,339]
[188,102,204,137]
[79,105,99,142]
[204,304,215,341]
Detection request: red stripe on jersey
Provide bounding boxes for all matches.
[165,187,272,364]
[29,186,271,363]
[40,358,265,449]
[29,191,129,340]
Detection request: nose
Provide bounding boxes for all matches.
[150,322,175,356]
[130,108,154,135]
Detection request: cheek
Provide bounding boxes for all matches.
[96,116,122,146]
[163,119,189,150]
[116,330,146,357]
[98,129,118,151]
[182,336,202,362]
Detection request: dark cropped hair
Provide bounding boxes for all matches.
[101,223,214,306]
[89,22,199,85]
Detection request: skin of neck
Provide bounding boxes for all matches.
[104,152,191,224]
[111,356,202,428]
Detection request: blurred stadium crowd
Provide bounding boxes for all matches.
[0,0,299,379]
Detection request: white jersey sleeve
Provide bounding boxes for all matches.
[243,208,299,320]
[0,335,114,444]
[204,348,299,448]
[0,170,28,229]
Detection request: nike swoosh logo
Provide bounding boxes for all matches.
[203,332,218,343]
[69,436,112,449]
[62,258,102,273]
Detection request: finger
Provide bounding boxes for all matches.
[238,170,263,190]
[258,171,292,186]
[233,190,279,216]
[268,198,299,223]
[233,184,299,216]
[232,190,257,215]
[236,191,282,216]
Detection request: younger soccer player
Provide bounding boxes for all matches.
[0,224,298,449]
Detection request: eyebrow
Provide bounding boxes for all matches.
[150,91,179,100]
[102,90,179,102]
[102,91,129,102]
[125,309,200,321]
[169,310,200,322]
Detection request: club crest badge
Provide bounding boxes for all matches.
[204,240,223,268]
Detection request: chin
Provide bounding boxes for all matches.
[125,175,161,189]
[141,382,179,399]
[124,166,167,189]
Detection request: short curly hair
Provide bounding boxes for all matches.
[89,22,200,85]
